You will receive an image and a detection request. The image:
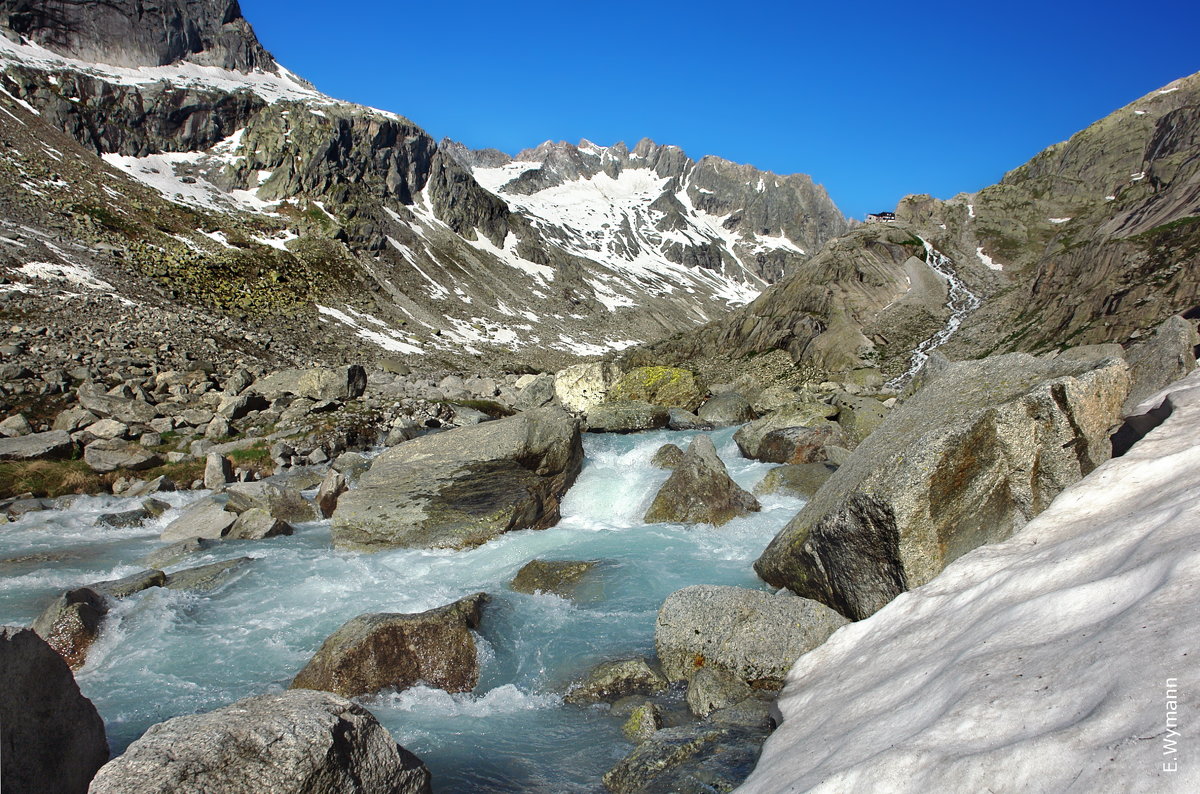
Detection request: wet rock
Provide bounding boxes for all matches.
[90,569,166,599]
[0,429,74,461]
[755,352,1131,620]
[331,408,582,551]
[30,587,108,670]
[164,557,253,593]
[510,559,596,598]
[622,702,663,743]
[753,462,838,498]
[732,401,839,459]
[602,722,769,794]
[755,423,845,464]
[0,626,108,794]
[160,497,237,541]
[224,481,317,523]
[643,436,759,526]
[226,508,293,540]
[88,690,431,794]
[696,392,756,426]
[708,697,775,729]
[331,451,370,478]
[656,585,848,687]
[291,593,488,697]
[686,667,753,717]
[138,537,219,569]
[203,453,233,490]
[83,438,161,472]
[564,657,668,704]
[315,469,347,518]
[650,443,685,469]
[142,497,172,517]
[585,400,670,433]
[97,507,152,528]
[608,366,705,412]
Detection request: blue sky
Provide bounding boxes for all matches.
[241,0,1198,219]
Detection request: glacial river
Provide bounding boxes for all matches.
[0,427,801,792]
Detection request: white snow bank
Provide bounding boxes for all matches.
[739,370,1200,793]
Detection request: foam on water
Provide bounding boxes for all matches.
[0,426,802,792]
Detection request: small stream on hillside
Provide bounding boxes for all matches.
[887,237,981,389]
[0,427,801,793]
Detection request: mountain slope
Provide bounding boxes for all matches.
[0,2,846,371]
[646,72,1200,383]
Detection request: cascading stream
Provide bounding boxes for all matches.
[886,237,981,389]
[0,427,800,793]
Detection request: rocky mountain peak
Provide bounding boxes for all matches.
[0,0,274,71]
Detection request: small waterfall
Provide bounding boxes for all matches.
[886,238,981,389]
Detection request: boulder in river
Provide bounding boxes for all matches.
[686,667,753,717]
[755,352,1131,620]
[585,400,670,433]
[30,587,109,670]
[331,407,582,551]
[138,537,219,569]
[564,657,668,704]
[732,401,839,460]
[696,391,756,427]
[163,558,253,593]
[291,593,488,698]
[656,585,848,687]
[88,690,431,794]
[160,497,238,542]
[643,436,760,526]
[315,469,347,518]
[755,423,845,464]
[650,442,685,469]
[0,626,108,794]
[602,722,769,794]
[510,559,596,598]
[753,462,838,498]
[226,508,293,541]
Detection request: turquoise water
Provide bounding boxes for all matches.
[0,427,801,792]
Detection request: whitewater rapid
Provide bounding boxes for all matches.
[0,427,800,792]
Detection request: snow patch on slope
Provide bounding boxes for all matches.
[740,369,1200,793]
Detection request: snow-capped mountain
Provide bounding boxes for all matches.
[0,0,847,370]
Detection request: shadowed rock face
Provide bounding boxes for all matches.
[0,626,109,794]
[756,352,1131,620]
[643,435,760,526]
[1,0,274,70]
[88,690,431,794]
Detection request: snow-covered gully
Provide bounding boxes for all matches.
[887,238,982,388]
[738,370,1200,793]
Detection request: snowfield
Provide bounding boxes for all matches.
[739,370,1200,793]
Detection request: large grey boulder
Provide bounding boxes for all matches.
[510,559,596,598]
[1122,314,1199,413]
[203,453,233,490]
[755,423,844,464]
[564,657,668,704]
[78,393,157,425]
[251,366,367,402]
[753,462,838,498]
[163,558,253,593]
[655,585,848,687]
[0,626,108,794]
[291,593,488,698]
[315,469,348,518]
[224,480,317,523]
[755,352,1131,620]
[554,362,622,413]
[643,436,760,526]
[696,391,756,426]
[0,429,74,461]
[160,497,238,542]
[732,401,839,459]
[88,690,431,794]
[331,408,582,550]
[831,392,889,446]
[83,439,161,473]
[514,372,557,410]
[585,400,669,432]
